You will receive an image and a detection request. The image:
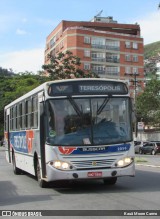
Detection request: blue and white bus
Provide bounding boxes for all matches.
[4,78,135,187]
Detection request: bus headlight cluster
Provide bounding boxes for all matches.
[116,157,133,167]
[49,160,73,170]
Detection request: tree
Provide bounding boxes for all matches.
[136,79,160,126]
[144,60,158,79]
[0,66,14,76]
[42,50,99,80]
[0,72,49,139]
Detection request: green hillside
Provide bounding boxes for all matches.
[144,41,160,59]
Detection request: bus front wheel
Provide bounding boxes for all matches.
[103,177,117,185]
[36,160,47,188]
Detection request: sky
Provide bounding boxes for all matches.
[0,0,160,73]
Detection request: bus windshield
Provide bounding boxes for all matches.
[46,97,132,146]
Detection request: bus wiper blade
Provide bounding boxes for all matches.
[97,98,109,115]
[68,96,82,116]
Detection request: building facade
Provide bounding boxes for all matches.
[44,17,144,96]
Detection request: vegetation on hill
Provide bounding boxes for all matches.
[144,41,160,59]
[0,67,14,76]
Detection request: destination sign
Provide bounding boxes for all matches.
[48,80,128,96]
[79,85,121,93]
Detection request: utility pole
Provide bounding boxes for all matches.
[133,73,138,138]
[129,72,139,138]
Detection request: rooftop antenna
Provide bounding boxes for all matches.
[95,10,103,17]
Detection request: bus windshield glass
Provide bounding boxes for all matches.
[46,97,132,146]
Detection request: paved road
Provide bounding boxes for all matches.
[1,146,160,219]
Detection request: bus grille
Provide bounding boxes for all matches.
[70,158,115,169]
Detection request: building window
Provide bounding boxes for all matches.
[91,52,105,62]
[132,67,138,74]
[133,42,138,49]
[125,54,131,61]
[91,37,105,49]
[106,40,120,50]
[84,50,90,57]
[125,67,131,74]
[92,65,105,74]
[84,63,90,70]
[60,40,64,49]
[106,66,119,76]
[106,53,120,63]
[55,45,59,53]
[132,55,138,62]
[84,36,90,44]
[125,41,131,48]
[50,37,56,48]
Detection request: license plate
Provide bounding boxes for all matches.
[87,172,102,177]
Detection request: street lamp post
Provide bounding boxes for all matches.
[133,73,138,137]
[129,72,139,138]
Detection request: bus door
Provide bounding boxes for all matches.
[39,100,46,178]
[6,110,11,163]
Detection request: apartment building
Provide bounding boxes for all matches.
[44,16,144,96]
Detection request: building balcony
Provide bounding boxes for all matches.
[91,58,106,62]
[91,44,120,51]
[91,44,106,49]
[92,69,120,76]
[106,57,120,63]
[105,71,119,76]
[106,45,120,51]
[92,69,106,75]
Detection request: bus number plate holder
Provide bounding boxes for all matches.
[87,172,102,177]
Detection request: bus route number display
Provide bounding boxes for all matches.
[48,80,128,96]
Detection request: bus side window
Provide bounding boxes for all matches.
[31,96,38,128]
[48,103,56,137]
[22,102,25,129]
[19,103,22,129]
[48,104,55,130]
[15,105,18,130]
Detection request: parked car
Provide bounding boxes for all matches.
[134,141,148,154]
[134,141,142,154]
[139,141,160,155]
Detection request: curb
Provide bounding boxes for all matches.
[136,163,160,168]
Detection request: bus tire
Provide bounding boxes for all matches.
[36,160,47,188]
[103,177,117,185]
[12,152,22,175]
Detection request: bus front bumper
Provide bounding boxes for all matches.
[46,163,135,182]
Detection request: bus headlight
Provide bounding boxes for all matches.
[116,157,133,167]
[49,160,74,170]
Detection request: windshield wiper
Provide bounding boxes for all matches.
[68,96,83,117]
[97,98,109,115]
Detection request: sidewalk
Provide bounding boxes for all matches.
[135,155,160,168]
[0,146,5,152]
